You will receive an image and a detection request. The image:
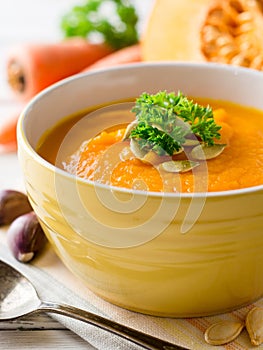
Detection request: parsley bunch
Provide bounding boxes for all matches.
[131,122,184,156]
[61,0,139,50]
[130,91,221,156]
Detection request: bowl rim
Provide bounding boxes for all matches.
[17,61,263,199]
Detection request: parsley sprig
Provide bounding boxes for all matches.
[61,0,139,50]
[130,91,221,156]
[131,122,185,156]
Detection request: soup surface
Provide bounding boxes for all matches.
[37,98,263,193]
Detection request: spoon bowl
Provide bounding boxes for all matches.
[0,260,182,350]
[0,260,40,320]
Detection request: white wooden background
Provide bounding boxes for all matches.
[0,1,153,349]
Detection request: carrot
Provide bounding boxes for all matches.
[6,38,113,101]
[0,110,22,153]
[0,141,17,154]
[82,44,142,72]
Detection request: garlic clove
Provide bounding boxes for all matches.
[7,211,47,263]
[0,189,32,226]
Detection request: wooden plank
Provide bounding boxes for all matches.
[0,330,95,349]
[0,314,66,330]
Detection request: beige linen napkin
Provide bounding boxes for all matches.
[0,228,262,350]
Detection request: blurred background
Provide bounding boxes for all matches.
[0,0,153,102]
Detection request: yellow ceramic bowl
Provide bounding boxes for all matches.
[17,63,263,317]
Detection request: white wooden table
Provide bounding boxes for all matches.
[0,1,152,348]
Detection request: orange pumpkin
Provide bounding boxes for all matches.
[142,0,263,70]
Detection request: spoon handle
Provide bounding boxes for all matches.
[38,301,185,350]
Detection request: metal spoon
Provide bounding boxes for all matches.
[0,260,185,350]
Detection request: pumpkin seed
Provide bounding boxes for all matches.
[122,120,138,141]
[246,307,263,346]
[200,0,263,71]
[173,147,184,155]
[183,139,200,147]
[204,320,244,345]
[151,123,164,131]
[191,143,226,160]
[237,11,253,24]
[141,150,161,165]
[159,160,199,173]
[130,138,148,159]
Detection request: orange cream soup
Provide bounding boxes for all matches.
[37,99,263,193]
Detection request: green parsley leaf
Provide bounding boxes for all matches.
[130,122,184,156]
[60,0,139,50]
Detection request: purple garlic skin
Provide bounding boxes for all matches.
[7,211,47,263]
[0,189,32,225]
